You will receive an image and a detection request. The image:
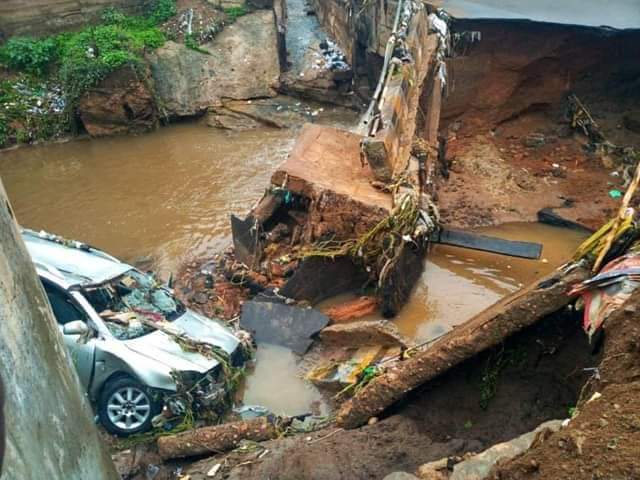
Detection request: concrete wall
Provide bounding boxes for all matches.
[0,180,117,480]
[0,0,151,38]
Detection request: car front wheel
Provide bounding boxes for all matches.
[98,376,157,436]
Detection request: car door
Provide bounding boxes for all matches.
[41,281,96,390]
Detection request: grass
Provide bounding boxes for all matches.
[478,345,528,410]
[224,6,248,22]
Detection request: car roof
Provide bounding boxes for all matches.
[22,229,131,288]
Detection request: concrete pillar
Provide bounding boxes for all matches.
[0,180,117,480]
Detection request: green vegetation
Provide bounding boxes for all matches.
[0,0,176,148]
[478,346,527,410]
[224,6,248,22]
[184,33,211,55]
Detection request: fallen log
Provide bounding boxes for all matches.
[157,416,281,460]
[336,262,591,429]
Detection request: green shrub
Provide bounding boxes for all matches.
[101,6,127,25]
[0,37,57,75]
[151,0,177,23]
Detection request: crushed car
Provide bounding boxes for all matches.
[22,228,251,436]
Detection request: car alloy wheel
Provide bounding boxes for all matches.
[106,385,152,432]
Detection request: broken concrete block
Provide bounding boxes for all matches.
[240,301,329,354]
[322,296,379,323]
[319,320,408,348]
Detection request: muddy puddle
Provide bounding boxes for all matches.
[241,343,329,416]
[386,223,587,342]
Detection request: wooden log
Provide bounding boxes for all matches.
[157,417,281,460]
[336,263,591,429]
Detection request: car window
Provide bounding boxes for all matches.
[42,282,86,326]
[82,269,184,340]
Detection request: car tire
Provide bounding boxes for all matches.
[98,376,159,436]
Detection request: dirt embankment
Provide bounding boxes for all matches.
[428,21,640,230]
[489,295,640,480]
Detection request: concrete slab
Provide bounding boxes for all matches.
[271,124,393,211]
[239,301,330,354]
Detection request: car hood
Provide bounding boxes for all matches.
[124,310,240,374]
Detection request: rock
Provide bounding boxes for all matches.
[149,11,280,118]
[78,65,157,137]
[384,473,421,480]
[417,458,450,479]
[319,320,408,348]
[193,292,209,304]
[522,133,546,148]
[206,97,314,130]
[448,420,563,480]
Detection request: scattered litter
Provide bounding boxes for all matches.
[307,346,383,389]
[587,391,603,403]
[233,405,272,420]
[289,415,333,433]
[570,249,640,339]
[318,39,350,71]
[146,464,160,480]
[609,189,623,199]
[206,464,222,478]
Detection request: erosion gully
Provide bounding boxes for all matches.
[0,114,587,418]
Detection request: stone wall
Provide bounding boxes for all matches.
[0,0,151,38]
[0,180,117,480]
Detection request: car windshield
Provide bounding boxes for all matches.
[82,269,185,340]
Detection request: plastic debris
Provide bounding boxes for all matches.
[570,250,640,339]
[233,405,271,420]
[609,189,623,199]
[206,464,222,478]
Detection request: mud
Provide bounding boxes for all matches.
[489,295,640,480]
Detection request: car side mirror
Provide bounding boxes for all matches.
[63,320,89,336]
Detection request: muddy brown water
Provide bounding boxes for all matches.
[0,120,586,417]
